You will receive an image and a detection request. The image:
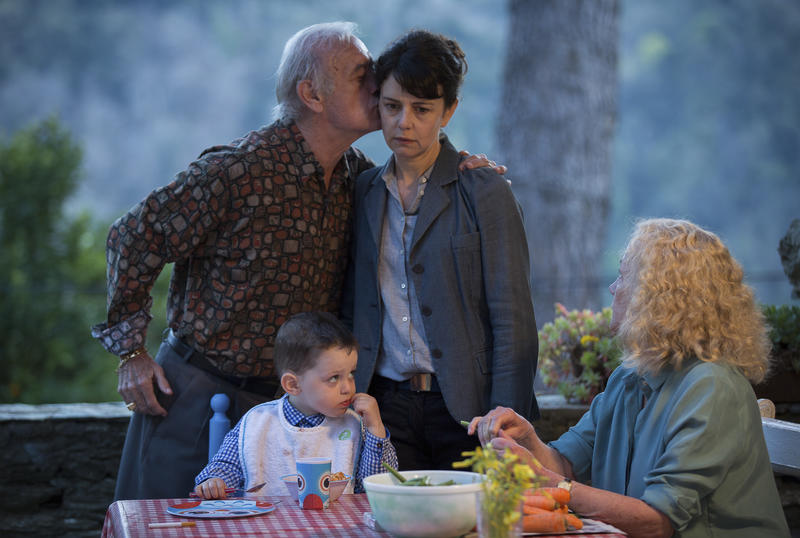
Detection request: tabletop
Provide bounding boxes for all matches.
[102,494,626,537]
[102,494,383,537]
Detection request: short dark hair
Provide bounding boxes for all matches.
[274,312,358,376]
[375,29,467,109]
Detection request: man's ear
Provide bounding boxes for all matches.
[281,372,301,395]
[296,79,324,114]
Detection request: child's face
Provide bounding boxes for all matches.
[289,346,357,418]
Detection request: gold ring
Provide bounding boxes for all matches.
[126,402,136,411]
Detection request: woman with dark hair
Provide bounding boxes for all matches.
[342,30,539,470]
[469,218,790,537]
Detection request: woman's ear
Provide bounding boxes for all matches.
[296,79,324,113]
[281,372,301,395]
[441,98,459,128]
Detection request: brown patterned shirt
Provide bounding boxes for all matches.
[91,120,373,378]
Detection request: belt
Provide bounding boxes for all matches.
[374,373,440,393]
[165,330,281,397]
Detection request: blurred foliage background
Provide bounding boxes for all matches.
[1,0,798,403]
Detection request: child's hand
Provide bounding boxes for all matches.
[194,477,229,499]
[350,392,387,438]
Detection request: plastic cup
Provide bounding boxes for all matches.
[295,457,331,509]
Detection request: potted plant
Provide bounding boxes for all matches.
[754,304,800,404]
[538,303,623,404]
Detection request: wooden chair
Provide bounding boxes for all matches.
[758,398,800,478]
[208,393,231,462]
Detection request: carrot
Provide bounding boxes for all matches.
[522,513,567,533]
[528,486,571,505]
[523,494,559,511]
[522,512,584,533]
[522,505,554,515]
[565,513,584,530]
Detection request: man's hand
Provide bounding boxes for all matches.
[458,150,508,175]
[118,352,172,416]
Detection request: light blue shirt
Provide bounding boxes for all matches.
[551,359,789,537]
[375,158,435,381]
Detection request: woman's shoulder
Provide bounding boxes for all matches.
[434,137,507,190]
[456,159,509,190]
[679,359,750,391]
[355,164,385,191]
[665,359,755,414]
[356,164,381,180]
[453,164,518,218]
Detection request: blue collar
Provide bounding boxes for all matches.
[283,396,325,427]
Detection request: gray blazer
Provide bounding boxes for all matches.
[342,137,539,422]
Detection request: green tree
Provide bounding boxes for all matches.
[0,118,117,402]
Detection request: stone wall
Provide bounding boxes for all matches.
[0,398,797,537]
[0,403,130,537]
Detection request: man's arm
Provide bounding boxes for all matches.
[91,153,230,414]
[91,209,172,415]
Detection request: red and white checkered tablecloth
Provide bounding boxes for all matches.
[101,494,386,537]
[102,494,627,537]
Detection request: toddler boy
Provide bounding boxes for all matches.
[194,312,397,497]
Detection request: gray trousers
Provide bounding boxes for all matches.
[113,339,278,500]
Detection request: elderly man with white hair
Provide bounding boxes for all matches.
[92,22,501,500]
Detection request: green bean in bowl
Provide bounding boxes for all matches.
[382,463,456,486]
[364,468,484,538]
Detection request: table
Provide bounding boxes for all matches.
[102,494,626,537]
[102,495,384,537]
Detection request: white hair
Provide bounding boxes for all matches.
[273,22,361,123]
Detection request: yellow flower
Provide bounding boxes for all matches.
[455,442,545,538]
[580,334,599,346]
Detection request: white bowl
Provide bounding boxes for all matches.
[363,470,484,538]
[329,474,351,501]
[281,473,351,501]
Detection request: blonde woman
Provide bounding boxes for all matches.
[469,219,789,537]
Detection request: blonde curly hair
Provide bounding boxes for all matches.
[616,218,771,383]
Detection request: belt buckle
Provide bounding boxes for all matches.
[409,373,432,392]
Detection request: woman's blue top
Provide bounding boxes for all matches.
[550,358,789,537]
